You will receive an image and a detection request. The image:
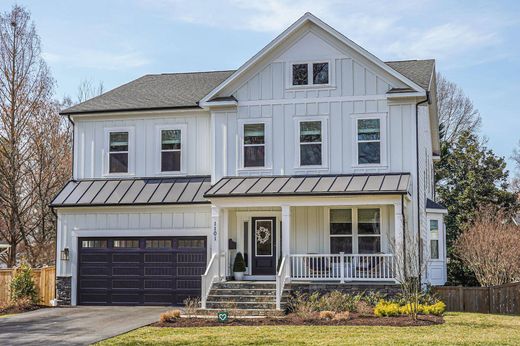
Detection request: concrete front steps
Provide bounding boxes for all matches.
[196,281,290,317]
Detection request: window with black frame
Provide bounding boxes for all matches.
[109,132,129,173]
[299,121,322,166]
[161,129,181,172]
[329,209,353,253]
[357,119,381,164]
[357,209,381,254]
[430,220,439,259]
[243,123,265,167]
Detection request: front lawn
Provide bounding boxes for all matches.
[97,312,520,345]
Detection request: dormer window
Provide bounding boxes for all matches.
[291,62,329,86]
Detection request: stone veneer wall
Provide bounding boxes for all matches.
[56,276,71,306]
[288,283,401,297]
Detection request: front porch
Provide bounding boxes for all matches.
[201,193,409,309]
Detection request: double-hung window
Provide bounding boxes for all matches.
[357,209,381,254]
[330,209,353,253]
[329,208,382,254]
[291,62,330,86]
[108,132,129,173]
[299,121,322,166]
[161,129,182,172]
[243,123,265,167]
[429,220,440,260]
[357,119,381,164]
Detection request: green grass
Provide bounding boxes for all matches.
[97,313,520,346]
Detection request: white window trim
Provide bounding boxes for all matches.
[294,116,329,169]
[237,119,272,172]
[286,60,335,90]
[155,124,187,175]
[103,126,135,177]
[325,206,384,254]
[428,216,444,262]
[351,113,388,168]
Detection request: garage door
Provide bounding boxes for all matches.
[78,237,207,305]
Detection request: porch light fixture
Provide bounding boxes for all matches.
[60,248,70,261]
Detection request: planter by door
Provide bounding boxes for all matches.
[251,217,276,275]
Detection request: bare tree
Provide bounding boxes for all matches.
[0,6,71,267]
[77,79,104,104]
[454,206,520,287]
[511,142,520,192]
[436,72,481,145]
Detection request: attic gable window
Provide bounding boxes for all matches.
[291,62,329,86]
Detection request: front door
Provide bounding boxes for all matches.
[251,217,276,275]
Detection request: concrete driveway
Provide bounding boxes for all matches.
[0,306,169,345]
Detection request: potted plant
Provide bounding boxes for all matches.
[233,252,246,281]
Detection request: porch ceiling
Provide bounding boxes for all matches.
[204,173,411,198]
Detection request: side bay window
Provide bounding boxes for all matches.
[429,219,440,260]
[157,124,186,174]
[296,118,328,168]
[353,114,387,166]
[105,127,134,175]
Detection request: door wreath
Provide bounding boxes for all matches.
[255,226,271,244]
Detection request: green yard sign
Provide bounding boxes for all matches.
[217,311,229,323]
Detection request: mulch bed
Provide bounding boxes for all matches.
[153,313,444,328]
[0,304,40,316]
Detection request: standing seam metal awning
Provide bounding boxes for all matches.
[204,173,411,198]
[51,176,211,207]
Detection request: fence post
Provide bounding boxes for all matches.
[339,252,345,283]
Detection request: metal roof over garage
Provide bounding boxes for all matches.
[204,173,411,198]
[51,176,211,208]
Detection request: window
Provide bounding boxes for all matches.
[177,239,205,248]
[291,62,329,86]
[357,119,381,164]
[81,240,107,248]
[330,209,352,253]
[161,129,181,172]
[329,208,381,254]
[109,132,129,173]
[243,123,265,167]
[358,209,381,254]
[146,240,172,249]
[113,240,139,248]
[430,220,439,260]
[299,121,322,166]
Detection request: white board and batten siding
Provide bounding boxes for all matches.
[72,111,211,179]
[56,205,211,278]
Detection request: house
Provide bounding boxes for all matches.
[51,13,447,311]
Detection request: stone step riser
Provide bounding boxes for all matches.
[208,289,291,297]
[212,283,276,290]
[207,295,277,303]
[206,302,278,310]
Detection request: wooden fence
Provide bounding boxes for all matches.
[435,282,520,314]
[0,266,55,306]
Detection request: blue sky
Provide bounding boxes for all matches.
[2,0,520,173]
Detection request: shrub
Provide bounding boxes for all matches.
[10,263,39,305]
[424,301,446,316]
[355,300,374,316]
[399,303,425,315]
[319,311,335,320]
[183,297,200,318]
[160,309,181,323]
[333,311,350,320]
[233,252,246,273]
[361,290,387,307]
[374,300,400,317]
[318,291,359,313]
[287,291,320,319]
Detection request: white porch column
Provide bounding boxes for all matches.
[394,201,404,282]
[211,206,222,280]
[222,208,229,279]
[281,205,291,278]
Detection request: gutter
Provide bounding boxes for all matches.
[415,91,430,283]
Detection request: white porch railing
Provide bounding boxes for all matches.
[290,253,396,282]
[275,256,290,310]
[201,253,219,309]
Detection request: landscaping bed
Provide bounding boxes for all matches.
[154,313,443,328]
[0,303,40,316]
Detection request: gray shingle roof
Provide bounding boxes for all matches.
[426,198,447,210]
[205,173,411,198]
[60,60,434,115]
[60,71,235,115]
[51,176,211,207]
[386,59,435,91]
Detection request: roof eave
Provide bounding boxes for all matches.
[59,105,202,116]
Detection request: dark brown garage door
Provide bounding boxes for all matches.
[78,237,207,305]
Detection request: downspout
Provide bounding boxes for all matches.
[415,92,430,283]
